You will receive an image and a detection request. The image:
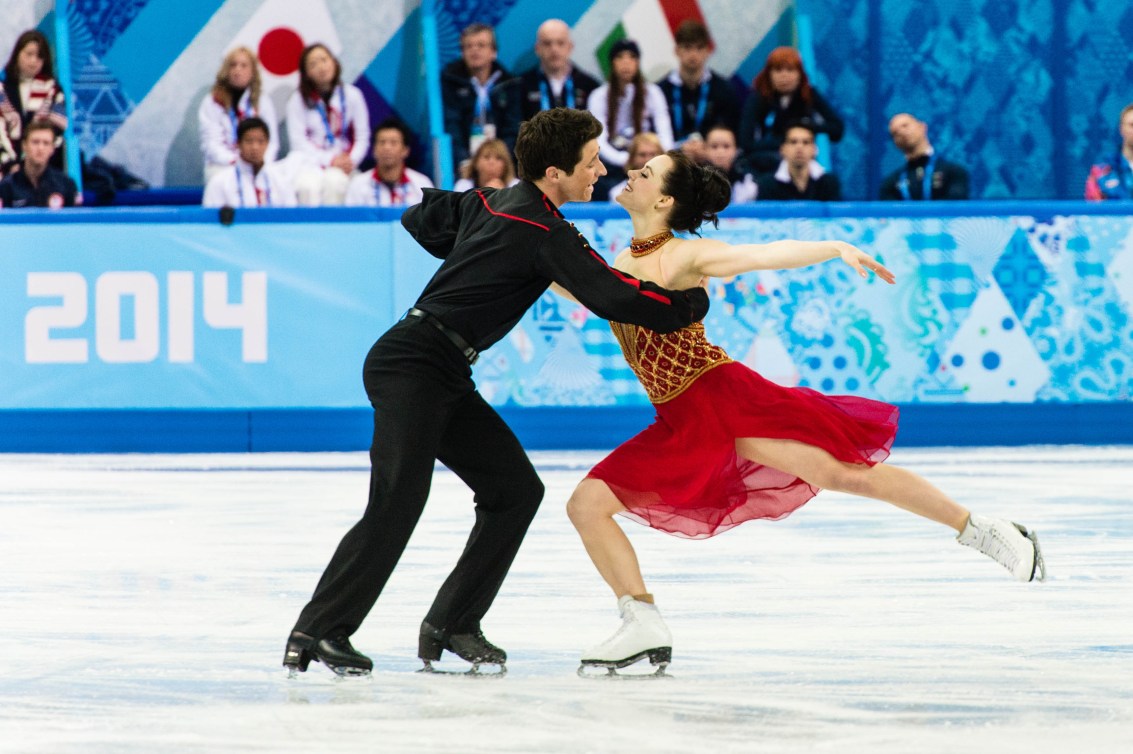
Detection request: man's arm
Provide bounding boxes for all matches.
[400,188,464,259]
[535,224,708,333]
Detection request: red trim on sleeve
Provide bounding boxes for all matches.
[475,190,550,231]
[639,290,671,304]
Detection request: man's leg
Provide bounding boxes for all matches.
[293,333,458,641]
[423,391,544,636]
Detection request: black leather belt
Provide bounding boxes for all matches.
[406,308,479,364]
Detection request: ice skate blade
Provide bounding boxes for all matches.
[418,659,507,678]
[327,664,372,678]
[578,647,672,680]
[577,661,671,680]
[1025,529,1047,582]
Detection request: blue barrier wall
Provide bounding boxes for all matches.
[3,201,1133,451]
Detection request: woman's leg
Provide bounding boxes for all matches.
[735,437,970,532]
[566,478,648,598]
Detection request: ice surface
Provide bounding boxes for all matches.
[1,447,1131,753]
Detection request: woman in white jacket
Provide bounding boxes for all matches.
[198,47,278,183]
[586,39,673,172]
[285,43,370,206]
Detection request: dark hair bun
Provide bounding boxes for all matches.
[697,165,731,217]
[663,150,733,235]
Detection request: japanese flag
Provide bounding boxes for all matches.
[226,0,343,115]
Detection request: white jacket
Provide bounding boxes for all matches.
[202,157,297,208]
[586,82,673,168]
[285,84,370,170]
[198,89,279,170]
[344,167,434,207]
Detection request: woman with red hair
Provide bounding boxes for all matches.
[737,46,843,173]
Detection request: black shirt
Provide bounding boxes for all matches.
[757,171,842,201]
[0,164,79,208]
[518,66,601,122]
[657,70,740,142]
[879,153,970,200]
[401,181,708,351]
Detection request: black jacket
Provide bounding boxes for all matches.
[738,88,844,173]
[402,181,709,349]
[441,60,522,167]
[657,70,740,142]
[0,163,78,208]
[879,154,970,200]
[518,66,601,122]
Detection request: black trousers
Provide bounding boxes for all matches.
[293,316,545,641]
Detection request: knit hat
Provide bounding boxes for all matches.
[608,39,641,62]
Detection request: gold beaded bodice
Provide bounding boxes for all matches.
[609,321,732,404]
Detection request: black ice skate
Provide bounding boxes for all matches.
[417,621,507,677]
[283,631,373,678]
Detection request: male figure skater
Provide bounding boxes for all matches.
[283,108,710,676]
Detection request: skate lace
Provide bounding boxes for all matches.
[973,525,1020,572]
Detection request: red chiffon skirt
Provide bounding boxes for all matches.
[587,362,899,539]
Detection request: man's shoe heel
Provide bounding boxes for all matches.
[283,633,313,674]
[418,632,444,662]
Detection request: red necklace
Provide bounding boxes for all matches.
[629,230,674,257]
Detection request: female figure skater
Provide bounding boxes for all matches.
[565,151,1045,676]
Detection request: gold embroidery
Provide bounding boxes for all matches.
[610,321,732,403]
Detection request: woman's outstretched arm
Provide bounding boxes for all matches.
[684,238,895,283]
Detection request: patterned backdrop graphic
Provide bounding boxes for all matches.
[474,210,1133,407]
[3,0,1131,195]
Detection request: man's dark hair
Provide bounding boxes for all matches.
[373,117,412,146]
[781,120,818,139]
[22,118,56,141]
[514,108,601,181]
[674,19,712,48]
[461,23,497,51]
[236,116,270,142]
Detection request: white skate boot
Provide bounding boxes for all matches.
[579,595,672,678]
[957,513,1046,582]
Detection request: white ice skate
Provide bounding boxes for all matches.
[579,595,672,679]
[957,513,1047,582]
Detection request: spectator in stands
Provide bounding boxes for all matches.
[518,19,600,122]
[657,20,739,165]
[605,132,664,201]
[441,23,522,172]
[752,123,842,199]
[703,124,757,204]
[879,112,969,200]
[198,46,279,184]
[286,43,370,206]
[587,39,673,198]
[756,122,841,201]
[738,47,842,174]
[453,137,518,192]
[202,117,295,208]
[1,30,68,177]
[0,119,80,208]
[1084,103,1133,201]
[345,118,434,206]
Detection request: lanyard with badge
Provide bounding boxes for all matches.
[672,80,709,137]
[236,165,270,207]
[374,170,408,205]
[897,152,937,200]
[539,76,574,110]
[315,87,346,149]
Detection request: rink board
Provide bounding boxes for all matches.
[2,202,1133,450]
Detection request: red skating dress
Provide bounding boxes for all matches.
[587,321,899,539]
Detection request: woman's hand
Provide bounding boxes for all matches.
[838,242,895,284]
